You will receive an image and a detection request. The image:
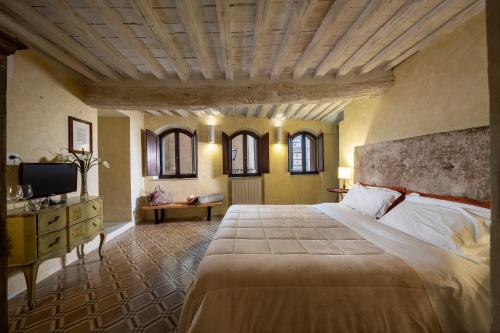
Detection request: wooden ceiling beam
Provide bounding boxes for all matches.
[293,0,349,79]
[87,0,166,80]
[384,0,485,71]
[158,110,174,116]
[175,0,214,79]
[314,0,385,77]
[284,104,302,118]
[85,71,394,110]
[289,104,305,118]
[52,0,143,81]
[320,100,351,121]
[53,5,132,80]
[305,103,331,120]
[215,0,233,80]
[193,110,206,117]
[246,105,258,117]
[258,104,273,118]
[360,0,458,74]
[294,104,316,119]
[337,0,422,77]
[271,0,318,79]
[145,110,162,116]
[250,0,272,79]
[130,0,189,81]
[1,0,120,80]
[270,104,288,119]
[282,104,294,118]
[0,11,101,81]
[313,100,343,120]
[171,109,190,117]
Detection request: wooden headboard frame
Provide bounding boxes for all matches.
[354,126,490,201]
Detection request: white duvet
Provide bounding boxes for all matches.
[316,203,491,333]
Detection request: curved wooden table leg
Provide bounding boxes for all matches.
[98,233,106,260]
[80,244,85,260]
[22,263,39,309]
[76,245,81,259]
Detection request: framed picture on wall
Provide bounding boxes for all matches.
[68,116,93,154]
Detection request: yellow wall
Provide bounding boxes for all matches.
[6,50,99,196]
[339,13,489,179]
[98,116,132,222]
[118,110,146,223]
[143,115,339,220]
[6,49,99,298]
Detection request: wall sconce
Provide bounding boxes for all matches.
[208,125,216,143]
[274,126,283,144]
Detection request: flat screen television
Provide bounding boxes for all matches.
[19,163,77,199]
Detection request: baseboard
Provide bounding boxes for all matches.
[7,221,134,300]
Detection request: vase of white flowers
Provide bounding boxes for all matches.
[54,149,110,200]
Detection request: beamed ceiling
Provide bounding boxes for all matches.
[0,0,484,122]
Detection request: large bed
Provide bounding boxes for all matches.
[179,127,491,332]
[179,203,490,332]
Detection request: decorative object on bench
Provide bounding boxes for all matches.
[53,149,110,200]
[148,185,173,206]
[186,193,224,205]
[142,193,223,224]
[7,197,105,308]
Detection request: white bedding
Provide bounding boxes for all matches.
[316,203,491,332]
[180,203,491,332]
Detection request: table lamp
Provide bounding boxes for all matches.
[338,167,352,189]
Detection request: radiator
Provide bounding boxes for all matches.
[230,177,264,205]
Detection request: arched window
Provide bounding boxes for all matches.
[159,128,197,178]
[222,130,269,176]
[288,131,324,174]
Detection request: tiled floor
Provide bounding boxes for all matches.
[8,219,220,333]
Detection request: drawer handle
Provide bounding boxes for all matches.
[48,237,60,248]
[47,216,60,225]
[92,222,97,227]
[92,205,98,210]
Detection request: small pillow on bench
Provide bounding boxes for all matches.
[186,193,224,205]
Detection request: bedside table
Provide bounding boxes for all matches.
[327,187,349,202]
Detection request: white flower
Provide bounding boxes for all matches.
[102,161,110,168]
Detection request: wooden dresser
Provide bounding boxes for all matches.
[7,197,105,308]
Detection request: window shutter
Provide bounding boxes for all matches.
[259,133,270,173]
[144,129,160,176]
[193,130,198,176]
[222,132,230,174]
[317,132,324,172]
[287,132,292,172]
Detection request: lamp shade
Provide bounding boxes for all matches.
[338,167,352,180]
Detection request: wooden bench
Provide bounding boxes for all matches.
[142,201,222,224]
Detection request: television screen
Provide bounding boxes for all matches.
[19,163,77,199]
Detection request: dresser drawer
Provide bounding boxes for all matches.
[87,199,102,218]
[38,208,66,235]
[67,222,88,249]
[87,215,103,235]
[38,229,67,260]
[68,203,88,226]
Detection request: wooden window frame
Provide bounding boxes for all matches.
[158,128,197,179]
[288,131,324,175]
[228,130,261,177]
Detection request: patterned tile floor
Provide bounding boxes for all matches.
[8,219,220,333]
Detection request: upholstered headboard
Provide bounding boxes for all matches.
[354,126,490,201]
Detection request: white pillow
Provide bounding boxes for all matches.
[340,183,401,219]
[379,193,491,262]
